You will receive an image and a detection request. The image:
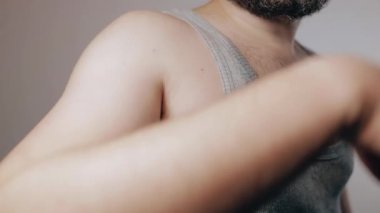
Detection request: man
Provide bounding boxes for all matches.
[0,0,378,212]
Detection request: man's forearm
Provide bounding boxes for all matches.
[0,57,378,212]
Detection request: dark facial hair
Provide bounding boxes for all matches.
[229,0,329,20]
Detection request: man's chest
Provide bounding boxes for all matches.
[160,43,301,120]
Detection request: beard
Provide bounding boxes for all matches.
[229,0,329,20]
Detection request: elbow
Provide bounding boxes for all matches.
[294,55,377,126]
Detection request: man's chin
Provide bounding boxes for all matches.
[229,0,330,21]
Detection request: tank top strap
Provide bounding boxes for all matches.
[164,9,257,94]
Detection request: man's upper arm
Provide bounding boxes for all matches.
[0,11,171,181]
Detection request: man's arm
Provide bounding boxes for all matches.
[0,11,173,183]
[1,57,379,212]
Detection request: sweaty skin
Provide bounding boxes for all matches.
[0,56,380,213]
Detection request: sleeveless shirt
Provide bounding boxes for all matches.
[165,9,354,213]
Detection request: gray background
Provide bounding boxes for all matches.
[0,0,379,212]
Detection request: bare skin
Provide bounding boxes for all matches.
[0,0,312,186]
[0,0,369,211]
[0,56,380,213]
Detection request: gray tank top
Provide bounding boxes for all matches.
[165,9,354,213]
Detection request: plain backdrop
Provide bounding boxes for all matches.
[0,0,379,212]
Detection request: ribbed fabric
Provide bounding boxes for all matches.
[166,9,257,94]
[165,9,353,213]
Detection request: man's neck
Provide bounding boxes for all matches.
[194,0,301,53]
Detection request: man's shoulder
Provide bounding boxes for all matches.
[108,10,193,46]
[100,10,197,67]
